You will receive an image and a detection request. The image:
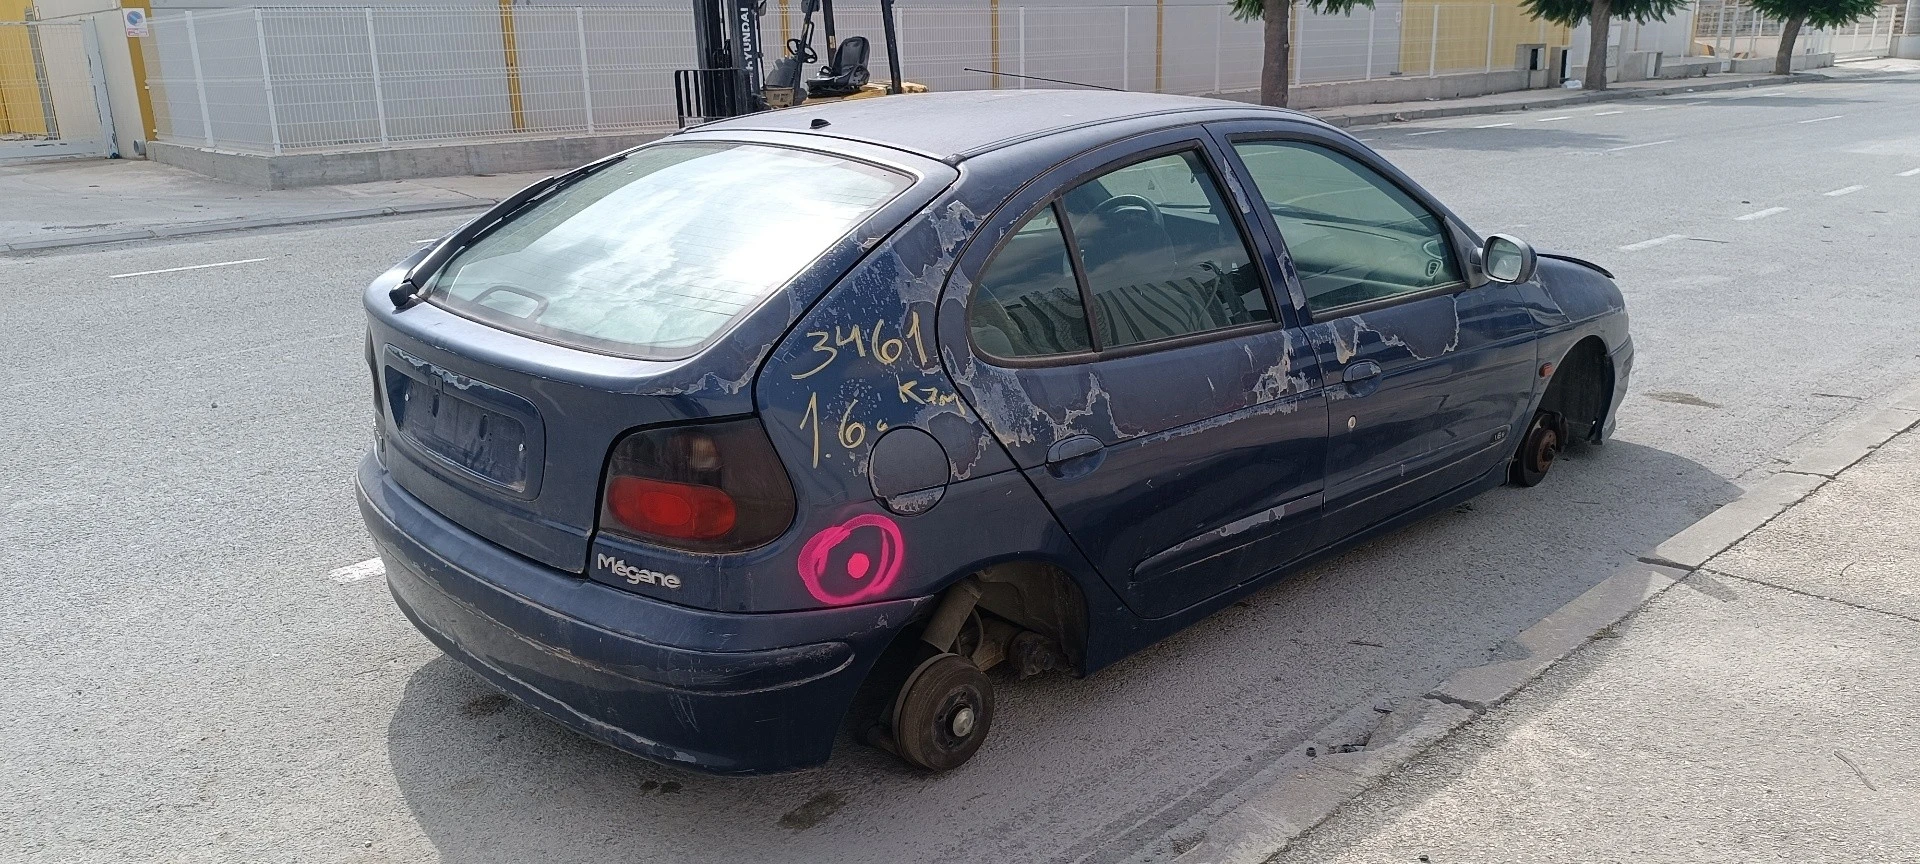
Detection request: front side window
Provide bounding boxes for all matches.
[1231,140,1461,313]
[1060,151,1272,349]
[428,143,911,359]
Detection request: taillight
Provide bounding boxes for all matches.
[598,418,795,553]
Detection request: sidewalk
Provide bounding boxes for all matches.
[0,160,546,252]
[1272,423,1920,861]
[3,60,1903,255]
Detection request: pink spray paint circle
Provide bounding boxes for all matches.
[797,514,904,606]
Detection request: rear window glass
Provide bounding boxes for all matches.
[426,143,911,359]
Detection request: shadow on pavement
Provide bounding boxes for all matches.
[384,438,1741,864]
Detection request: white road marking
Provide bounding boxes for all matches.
[1606,139,1674,152]
[1798,114,1845,124]
[1736,207,1789,221]
[1618,234,1688,252]
[1535,115,1572,122]
[328,558,386,584]
[412,238,439,244]
[1355,137,1378,142]
[1638,105,1670,111]
[1405,129,1449,136]
[1474,122,1514,128]
[107,257,270,280]
[1593,110,1625,116]
[1898,168,1920,177]
[1824,185,1866,197]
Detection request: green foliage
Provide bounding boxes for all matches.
[1230,0,1373,23]
[1520,0,1690,26]
[1748,0,1880,29]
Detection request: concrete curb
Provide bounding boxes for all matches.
[1312,72,1824,129]
[0,198,493,254]
[1174,383,1920,864]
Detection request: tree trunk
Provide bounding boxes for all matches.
[1261,0,1291,107]
[1774,13,1805,75]
[1583,0,1612,90]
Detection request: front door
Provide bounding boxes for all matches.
[942,130,1329,619]
[1216,131,1540,539]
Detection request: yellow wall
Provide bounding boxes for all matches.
[1399,0,1572,77]
[0,0,52,136]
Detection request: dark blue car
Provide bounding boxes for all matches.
[358,90,1631,775]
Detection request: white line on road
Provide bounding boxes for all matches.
[328,558,386,584]
[1618,234,1688,252]
[1638,105,1669,111]
[1798,114,1845,124]
[1405,129,1449,136]
[1736,207,1789,221]
[108,257,270,280]
[1473,122,1513,128]
[1593,110,1625,116]
[1824,185,1866,197]
[1606,139,1674,152]
[1535,116,1572,122]
[1898,168,1920,177]
[412,238,440,244]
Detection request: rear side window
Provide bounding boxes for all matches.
[428,143,911,359]
[1060,151,1271,349]
[968,147,1273,360]
[968,206,1095,358]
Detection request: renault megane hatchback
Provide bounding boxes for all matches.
[357,90,1631,775]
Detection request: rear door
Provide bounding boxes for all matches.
[1212,123,1540,538]
[943,128,1329,619]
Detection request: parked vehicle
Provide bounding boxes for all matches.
[357,90,1631,775]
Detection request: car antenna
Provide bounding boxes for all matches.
[960,68,1123,92]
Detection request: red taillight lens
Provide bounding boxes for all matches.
[607,476,737,540]
[598,418,795,553]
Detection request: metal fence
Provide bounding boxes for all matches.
[1694,1,1905,60]
[141,3,1571,155]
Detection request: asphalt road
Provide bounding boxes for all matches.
[4,68,1918,864]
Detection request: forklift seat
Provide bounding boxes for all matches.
[806,36,872,98]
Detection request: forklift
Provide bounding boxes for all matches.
[673,0,924,126]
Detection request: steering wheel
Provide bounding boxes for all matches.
[1092,194,1164,229]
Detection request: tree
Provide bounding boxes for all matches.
[1749,0,1880,74]
[1230,0,1373,107]
[1521,0,1688,91]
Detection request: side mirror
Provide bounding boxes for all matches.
[1482,234,1537,284]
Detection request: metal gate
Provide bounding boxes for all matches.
[0,20,116,162]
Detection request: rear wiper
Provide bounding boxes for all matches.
[388,150,630,311]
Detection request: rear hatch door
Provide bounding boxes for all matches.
[365,137,946,573]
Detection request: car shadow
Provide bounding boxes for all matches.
[385,438,1741,864]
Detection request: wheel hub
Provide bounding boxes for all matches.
[949,706,976,738]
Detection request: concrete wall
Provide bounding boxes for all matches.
[148,127,658,187]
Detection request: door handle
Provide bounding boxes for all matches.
[1343,360,1383,397]
[1045,434,1106,480]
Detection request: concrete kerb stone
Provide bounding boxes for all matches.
[1174,380,1920,864]
[0,199,494,255]
[1314,72,1821,129]
[1778,405,1920,478]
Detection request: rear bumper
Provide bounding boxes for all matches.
[357,455,931,775]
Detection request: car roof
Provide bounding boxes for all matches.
[679,89,1321,163]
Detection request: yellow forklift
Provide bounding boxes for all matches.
[673,0,925,126]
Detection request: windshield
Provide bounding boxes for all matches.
[426,142,912,359]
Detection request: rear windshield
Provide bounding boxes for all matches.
[426,142,912,359]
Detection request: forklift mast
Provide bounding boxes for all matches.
[675,0,905,126]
